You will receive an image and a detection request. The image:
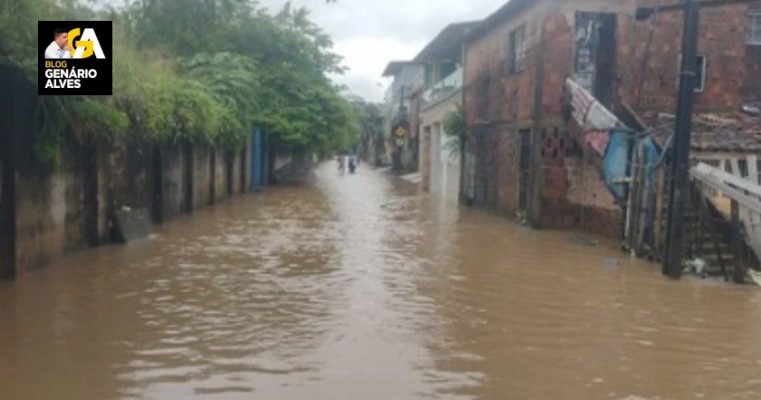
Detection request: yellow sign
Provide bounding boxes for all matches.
[394,126,407,139]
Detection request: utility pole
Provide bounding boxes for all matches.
[399,85,405,112]
[663,0,700,279]
[397,84,405,171]
[635,0,755,278]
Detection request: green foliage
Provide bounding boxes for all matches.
[443,103,466,159]
[1,0,362,167]
[180,52,261,137]
[34,98,64,167]
[32,95,129,165]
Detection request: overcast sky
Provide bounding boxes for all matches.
[257,0,502,103]
[95,0,503,103]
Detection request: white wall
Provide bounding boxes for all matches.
[421,93,461,203]
[430,126,461,203]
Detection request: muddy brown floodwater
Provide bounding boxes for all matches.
[2,164,761,400]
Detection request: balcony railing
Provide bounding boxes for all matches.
[422,67,463,106]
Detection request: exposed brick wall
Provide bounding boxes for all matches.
[465,0,761,236]
[539,197,622,238]
[623,0,761,112]
[464,0,632,237]
[536,122,622,237]
[465,4,543,215]
[495,128,520,213]
[464,0,758,238]
[540,12,574,117]
[565,156,618,211]
[540,127,571,199]
[465,5,536,127]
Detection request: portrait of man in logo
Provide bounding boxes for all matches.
[44,28,72,59]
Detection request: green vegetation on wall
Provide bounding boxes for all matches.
[0,0,362,166]
[443,103,465,159]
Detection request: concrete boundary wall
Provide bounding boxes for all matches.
[0,66,258,280]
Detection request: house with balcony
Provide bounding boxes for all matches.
[381,61,424,171]
[414,21,480,202]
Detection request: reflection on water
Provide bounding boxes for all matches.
[2,163,761,399]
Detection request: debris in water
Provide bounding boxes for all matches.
[604,258,620,268]
[682,258,707,278]
[569,235,600,247]
[747,270,761,287]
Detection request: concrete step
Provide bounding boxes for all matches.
[700,254,737,266]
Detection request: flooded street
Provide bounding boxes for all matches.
[2,164,761,400]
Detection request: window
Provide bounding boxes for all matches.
[748,13,761,45]
[424,63,434,87]
[677,54,706,92]
[695,54,706,92]
[510,25,526,73]
[440,61,457,79]
[477,76,490,119]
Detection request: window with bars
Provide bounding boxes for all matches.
[748,13,761,45]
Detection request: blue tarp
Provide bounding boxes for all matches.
[251,128,268,187]
[601,128,660,203]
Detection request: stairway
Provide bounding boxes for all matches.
[684,181,756,282]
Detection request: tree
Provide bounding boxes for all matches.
[1,0,362,166]
[443,104,466,159]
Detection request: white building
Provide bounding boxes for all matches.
[414,21,479,202]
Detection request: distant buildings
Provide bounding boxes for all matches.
[383,0,761,238]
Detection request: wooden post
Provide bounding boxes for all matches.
[635,140,650,253]
[654,167,666,259]
[0,97,16,280]
[730,198,746,283]
[624,136,639,251]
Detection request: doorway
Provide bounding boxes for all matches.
[518,129,532,211]
[574,12,617,108]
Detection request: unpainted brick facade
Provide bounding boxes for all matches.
[464,0,761,238]
[624,0,761,113]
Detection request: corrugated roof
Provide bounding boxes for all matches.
[466,0,535,42]
[413,21,482,63]
[647,112,761,153]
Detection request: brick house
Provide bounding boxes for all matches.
[461,0,761,238]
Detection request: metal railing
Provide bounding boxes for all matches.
[691,161,761,263]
